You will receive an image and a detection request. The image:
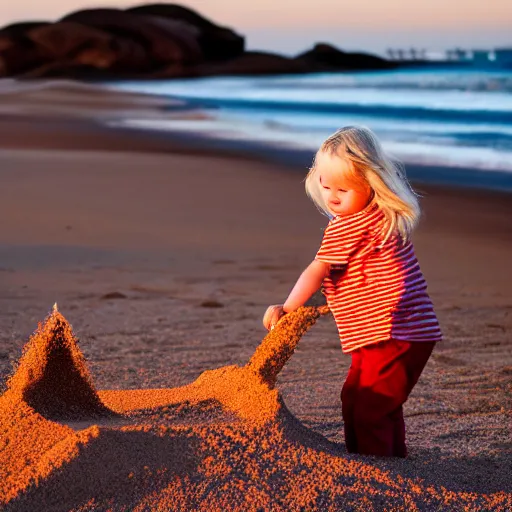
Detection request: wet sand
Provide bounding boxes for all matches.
[0,83,510,511]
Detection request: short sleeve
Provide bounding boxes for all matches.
[315,217,363,266]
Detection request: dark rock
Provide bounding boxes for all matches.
[61,8,200,66]
[0,32,15,53]
[126,3,244,61]
[296,42,394,71]
[0,22,51,75]
[188,51,311,77]
[27,22,114,62]
[107,37,150,71]
[0,38,47,76]
[0,6,398,79]
[26,21,148,72]
[138,14,202,63]
[101,292,127,300]
[200,300,224,308]
[18,63,110,80]
[150,61,189,79]
[0,21,50,38]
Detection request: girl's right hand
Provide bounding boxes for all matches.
[263,304,286,331]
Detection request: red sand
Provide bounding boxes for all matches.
[1,306,510,511]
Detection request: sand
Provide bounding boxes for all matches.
[0,82,511,511]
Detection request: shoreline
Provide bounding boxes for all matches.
[1,112,512,196]
[1,78,511,195]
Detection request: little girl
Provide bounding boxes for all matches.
[263,125,442,458]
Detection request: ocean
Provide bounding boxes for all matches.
[106,67,512,190]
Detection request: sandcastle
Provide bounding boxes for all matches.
[0,305,509,511]
[3,302,330,426]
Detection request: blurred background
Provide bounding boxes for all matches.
[1,1,512,189]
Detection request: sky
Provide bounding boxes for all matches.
[1,1,511,58]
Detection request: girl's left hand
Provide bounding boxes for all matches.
[263,304,286,331]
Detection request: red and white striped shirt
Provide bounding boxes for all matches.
[315,202,442,353]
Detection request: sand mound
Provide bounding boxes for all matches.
[1,305,510,511]
[98,304,331,426]
[5,304,113,421]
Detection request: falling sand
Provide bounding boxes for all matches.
[0,306,510,511]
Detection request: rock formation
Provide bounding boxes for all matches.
[0,3,396,79]
[296,42,395,71]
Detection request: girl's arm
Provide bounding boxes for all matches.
[283,259,330,313]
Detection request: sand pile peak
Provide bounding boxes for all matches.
[5,303,112,420]
[246,304,330,388]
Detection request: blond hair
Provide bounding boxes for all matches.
[304,125,420,243]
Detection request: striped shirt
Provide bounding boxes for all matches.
[315,202,442,353]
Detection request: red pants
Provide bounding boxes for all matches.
[341,338,436,457]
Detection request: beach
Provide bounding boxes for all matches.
[0,83,511,511]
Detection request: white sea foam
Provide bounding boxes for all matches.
[106,69,512,178]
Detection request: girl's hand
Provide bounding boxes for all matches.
[263,304,286,331]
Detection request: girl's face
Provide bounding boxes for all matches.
[316,151,373,217]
